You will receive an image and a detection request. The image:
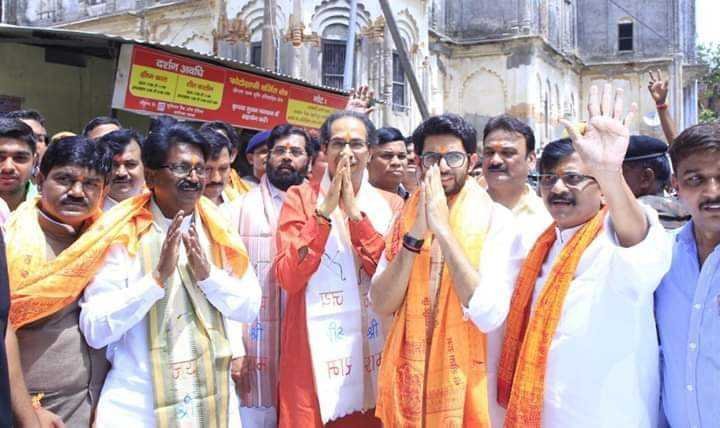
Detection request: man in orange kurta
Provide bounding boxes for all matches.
[274,111,402,427]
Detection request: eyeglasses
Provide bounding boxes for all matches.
[327,139,367,152]
[270,146,307,158]
[537,172,596,189]
[160,163,206,178]
[421,151,467,169]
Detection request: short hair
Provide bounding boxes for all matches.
[4,109,46,127]
[538,138,576,174]
[0,118,36,153]
[267,124,314,157]
[200,121,241,152]
[148,115,178,135]
[669,123,720,171]
[39,135,112,178]
[199,128,232,159]
[142,123,210,169]
[82,116,121,137]
[482,114,535,155]
[412,113,477,155]
[320,110,377,146]
[376,127,406,146]
[624,156,671,188]
[97,129,143,159]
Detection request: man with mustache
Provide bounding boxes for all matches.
[403,136,419,195]
[79,123,261,427]
[200,121,254,197]
[655,123,720,427]
[370,113,521,427]
[201,128,237,207]
[0,119,38,224]
[229,124,313,428]
[482,115,551,251]
[245,131,271,186]
[497,84,672,427]
[368,127,409,199]
[4,136,130,427]
[82,116,121,141]
[96,129,146,210]
[274,111,402,427]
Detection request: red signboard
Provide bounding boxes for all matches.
[112,45,348,130]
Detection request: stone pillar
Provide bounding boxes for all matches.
[261,0,277,70]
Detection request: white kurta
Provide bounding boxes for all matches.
[527,206,672,427]
[511,184,553,253]
[79,199,261,428]
[374,200,524,427]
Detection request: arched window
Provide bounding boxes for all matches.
[322,24,348,89]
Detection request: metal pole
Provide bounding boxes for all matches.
[342,0,357,90]
[378,0,430,119]
[261,0,277,70]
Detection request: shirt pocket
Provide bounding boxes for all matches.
[552,278,595,338]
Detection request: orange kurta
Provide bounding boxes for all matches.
[273,181,385,428]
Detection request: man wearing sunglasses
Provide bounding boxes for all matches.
[79,122,261,427]
[497,84,672,426]
[370,113,521,427]
[274,111,402,428]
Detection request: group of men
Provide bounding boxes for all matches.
[0,77,714,428]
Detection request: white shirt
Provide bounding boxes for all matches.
[526,206,672,427]
[102,196,119,212]
[511,185,553,253]
[374,201,524,427]
[79,199,261,427]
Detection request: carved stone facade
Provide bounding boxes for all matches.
[3,0,698,144]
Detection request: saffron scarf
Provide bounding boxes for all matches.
[497,208,607,427]
[228,169,253,197]
[376,179,493,428]
[7,194,152,329]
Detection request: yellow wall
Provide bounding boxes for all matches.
[0,42,117,135]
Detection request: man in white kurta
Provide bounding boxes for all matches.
[495,85,673,427]
[79,123,261,427]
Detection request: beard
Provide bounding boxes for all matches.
[266,162,305,191]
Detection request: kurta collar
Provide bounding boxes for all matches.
[149,197,194,233]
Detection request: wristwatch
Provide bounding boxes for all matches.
[402,233,425,253]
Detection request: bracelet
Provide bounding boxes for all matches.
[656,103,668,111]
[402,233,424,253]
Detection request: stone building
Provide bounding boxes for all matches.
[3,0,699,146]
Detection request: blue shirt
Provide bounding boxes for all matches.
[656,221,720,428]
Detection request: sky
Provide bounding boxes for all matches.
[697,0,720,45]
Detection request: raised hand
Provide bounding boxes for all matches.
[183,224,211,281]
[154,210,184,285]
[340,157,362,221]
[560,84,636,175]
[345,85,375,116]
[424,165,451,236]
[408,182,428,240]
[648,69,669,105]
[316,158,345,218]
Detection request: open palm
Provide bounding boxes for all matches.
[561,84,636,174]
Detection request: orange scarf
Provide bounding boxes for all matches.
[228,169,253,197]
[376,180,493,428]
[497,208,607,427]
[7,194,152,329]
[8,192,249,329]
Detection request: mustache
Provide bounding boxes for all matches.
[548,193,576,205]
[700,198,720,209]
[177,180,202,192]
[487,164,507,172]
[112,176,131,183]
[61,195,88,206]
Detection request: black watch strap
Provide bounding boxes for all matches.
[402,233,425,252]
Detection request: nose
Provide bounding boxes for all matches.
[703,177,720,196]
[438,156,451,173]
[68,181,84,197]
[211,168,222,183]
[550,176,569,194]
[389,155,402,167]
[490,152,504,166]
[187,168,200,183]
[116,164,128,177]
[0,158,14,173]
